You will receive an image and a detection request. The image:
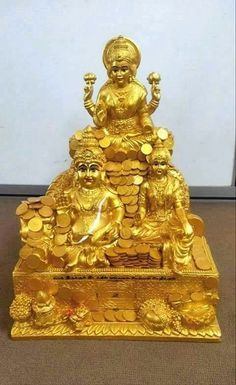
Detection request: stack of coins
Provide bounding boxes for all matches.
[105,242,162,268]
[92,309,137,323]
[51,212,72,267]
[104,158,149,219]
[192,236,212,271]
[16,195,56,270]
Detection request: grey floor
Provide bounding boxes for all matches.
[0,197,235,385]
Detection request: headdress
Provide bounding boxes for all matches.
[69,126,106,166]
[147,140,171,164]
[103,36,141,70]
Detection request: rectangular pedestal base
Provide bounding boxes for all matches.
[11,236,221,342]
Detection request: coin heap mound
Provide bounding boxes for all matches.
[16,195,56,271]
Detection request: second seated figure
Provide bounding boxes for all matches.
[132,141,194,271]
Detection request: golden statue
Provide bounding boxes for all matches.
[133,142,194,271]
[10,36,220,341]
[84,36,160,153]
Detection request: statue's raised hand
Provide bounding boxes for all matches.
[83,73,97,101]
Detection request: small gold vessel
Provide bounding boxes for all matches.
[10,36,220,341]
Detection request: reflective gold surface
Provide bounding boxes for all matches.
[10,36,220,341]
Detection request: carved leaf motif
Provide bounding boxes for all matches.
[189,329,198,336]
[129,325,138,335]
[120,325,128,335]
[138,325,146,335]
[94,324,104,336]
[163,327,171,335]
[111,324,118,335]
[206,328,214,337]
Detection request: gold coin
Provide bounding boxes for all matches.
[126,176,134,185]
[104,147,115,160]
[139,162,149,171]
[117,186,129,195]
[113,247,126,255]
[141,143,153,155]
[191,292,205,302]
[74,130,83,140]
[25,255,46,271]
[135,244,150,254]
[53,245,67,257]
[104,162,114,172]
[120,227,132,239]
[118,238,133,248]
[56,225,71,234]
[29,203,43,209]
[126,247,137,256]
[57,213,71,228]
[123,310,136,322]
[104,310,116,322]
[19,245,33,259]
[126,205,138,214]
[93,128,105,140]
[16,202,28,216]
[127,149,138,160]
[122,218,134,227]
[70,138,79,150]
[113,163,122,172]
[130,196,139,205]
[119,176,128,186]
[150,248,161,260]
[27,197,42,203]
[99,136,111,148]
[195,258,211,271]
[131,160,140,169]
[28,217,43,232]
[114,150,127,162]
[54,233,68,246]
[41,195,55,207]
[133,175,143,185]
[130,186,139,195]
[39,205,53,218]
[26,238,39,247]
[121,196,133,205]
[33,247,46,259]
[122,159,132,171]
[157,127,168,140]
[105,248,118,257]
[92,312,105,322]
[110,176,121,185]
[138,151,147,162]
[28,230,44,239]
[115,310,126,322]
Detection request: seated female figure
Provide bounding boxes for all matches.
[84,36,160,150]
[133,143,194,269]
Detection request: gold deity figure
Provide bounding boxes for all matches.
[50,127,124,269]
[83,36,161,149]
[133,142,194,269]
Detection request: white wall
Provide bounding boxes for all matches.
[0,0,235,186]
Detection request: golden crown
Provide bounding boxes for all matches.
[103,36,141,69]
[69,126,106,166]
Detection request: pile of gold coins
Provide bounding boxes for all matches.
[192,236,212,271]
[92,309,137,322]
[16,195,55,271]
[105,242,162,268]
